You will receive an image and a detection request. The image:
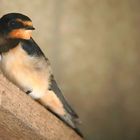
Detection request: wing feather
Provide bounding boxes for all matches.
[49,77,79,119]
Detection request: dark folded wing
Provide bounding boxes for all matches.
[49,76,79,119]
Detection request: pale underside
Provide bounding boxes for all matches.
[0,43,65,115]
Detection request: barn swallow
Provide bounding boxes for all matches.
[0,13,83,137]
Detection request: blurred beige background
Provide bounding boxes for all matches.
[1,0,140,140]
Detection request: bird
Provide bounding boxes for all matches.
[0,13,83,137]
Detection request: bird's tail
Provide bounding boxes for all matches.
[48,108,83,138]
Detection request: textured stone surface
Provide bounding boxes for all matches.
[0,73,83,140]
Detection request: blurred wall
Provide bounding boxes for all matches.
[1,0,140,140]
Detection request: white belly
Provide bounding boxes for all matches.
[0,45,51,99]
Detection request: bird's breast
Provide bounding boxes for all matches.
[0,43,51,98]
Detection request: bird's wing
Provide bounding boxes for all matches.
[48,76,83,137]
[49,76,79,119]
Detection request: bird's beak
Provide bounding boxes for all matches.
[25,26,35,30]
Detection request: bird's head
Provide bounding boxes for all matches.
[0,13,35,40]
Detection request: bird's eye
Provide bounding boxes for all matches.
[8,20,23,29]
[9,20,17,27]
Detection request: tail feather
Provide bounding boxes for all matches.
[47,107,83,137]
[59,113,83,137]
